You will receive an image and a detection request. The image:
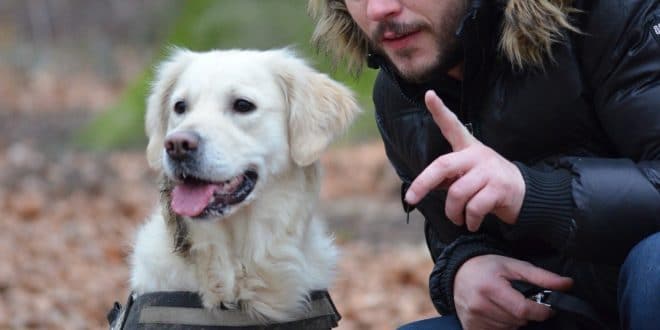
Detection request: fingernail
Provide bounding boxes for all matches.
[405,190,416,204]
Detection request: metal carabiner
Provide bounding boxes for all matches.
[528,290,553,307]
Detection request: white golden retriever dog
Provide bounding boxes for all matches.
[129,48,359,321]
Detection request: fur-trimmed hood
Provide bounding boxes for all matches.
[308,0,579,72]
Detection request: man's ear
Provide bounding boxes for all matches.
[271,49,361,166]
[145,48,193,170]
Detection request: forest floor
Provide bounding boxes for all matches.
[0,111,437,329]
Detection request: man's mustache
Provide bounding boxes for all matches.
[372,20,426,41]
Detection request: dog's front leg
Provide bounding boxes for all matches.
[192,244,236,309]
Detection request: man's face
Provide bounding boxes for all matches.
[345,0,467,82]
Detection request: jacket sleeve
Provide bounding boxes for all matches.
[502,0,660,264]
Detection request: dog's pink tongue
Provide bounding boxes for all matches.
[171,183,217,217]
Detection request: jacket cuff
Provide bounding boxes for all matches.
[429,235,506,314]
[503,163,576,250]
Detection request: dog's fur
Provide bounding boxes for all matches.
[129,48,360,321]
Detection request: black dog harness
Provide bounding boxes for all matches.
[108,291,340,330]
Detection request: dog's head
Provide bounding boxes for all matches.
[145,48,360,221]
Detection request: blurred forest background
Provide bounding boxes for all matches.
[0,1,436,329]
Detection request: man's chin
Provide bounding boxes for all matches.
[389,57,443,83]
[384,45,463,83]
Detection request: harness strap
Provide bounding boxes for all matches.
[108,291,340,330]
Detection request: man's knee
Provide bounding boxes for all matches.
[618,232,660,330]
[620,232,660,279]
[397,315,462,330]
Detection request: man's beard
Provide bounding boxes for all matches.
[370,7,465,83]
[398,39,462,83]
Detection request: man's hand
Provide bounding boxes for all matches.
[404,90,526,231]
[454,254,573,330]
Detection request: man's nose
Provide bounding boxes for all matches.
[164,131,200,161]
[366,0,403,21]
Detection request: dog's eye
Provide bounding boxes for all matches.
[174,100,187,114]
[233,99,256,113]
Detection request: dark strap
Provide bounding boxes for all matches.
[108,290,340,330]
[510,280,609,330]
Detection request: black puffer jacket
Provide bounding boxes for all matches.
[370,0,660,315]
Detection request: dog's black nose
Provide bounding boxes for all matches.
[164,131,200,160]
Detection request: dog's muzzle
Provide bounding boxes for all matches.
[161,131,260,219]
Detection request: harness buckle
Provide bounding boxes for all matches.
[108,292,136,330]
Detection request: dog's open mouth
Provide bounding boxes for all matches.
[170,170,258,218]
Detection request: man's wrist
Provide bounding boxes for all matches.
[502,163,576,251]
[430,235,507,314]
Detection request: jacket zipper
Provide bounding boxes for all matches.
[384,65,478,136]
[457,3,481,138]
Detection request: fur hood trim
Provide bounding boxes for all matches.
[500,0,580,70]
[308,0,580,72]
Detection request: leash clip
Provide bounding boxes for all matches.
[528,290,553,307]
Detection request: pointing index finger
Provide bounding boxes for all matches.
[424,90,477,150]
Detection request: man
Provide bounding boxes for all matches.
[308,0,660,329]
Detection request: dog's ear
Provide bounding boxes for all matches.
[145,48,194,170]
[271,49,361,166]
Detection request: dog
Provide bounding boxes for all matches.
[129,48,360,322]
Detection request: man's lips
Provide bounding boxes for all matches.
[381,30,420,50]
